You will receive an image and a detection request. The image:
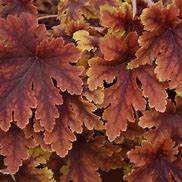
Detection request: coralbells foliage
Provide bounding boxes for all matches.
[0,0,181,181]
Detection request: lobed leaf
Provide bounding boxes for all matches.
[0,14,83,132]
[0,124,34,173]
[88,32,167,141]
[100,3,133,32]
[24,120,52,152]
[58,0,95,22]
[139,97,182,144]
[44,93,104,157]
[0,0,37,17]
[128,1,182,93]
[82,82,104,105]
[12,148,55,182]
[0,148,55,182]
[125,138,182,182]
[73,30,100,52]
[60,133,122,182]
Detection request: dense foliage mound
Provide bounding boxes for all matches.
[0,0,181,181]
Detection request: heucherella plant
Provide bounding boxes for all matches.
[0,0,181,181]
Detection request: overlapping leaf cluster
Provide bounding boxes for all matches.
[0,0,181,181]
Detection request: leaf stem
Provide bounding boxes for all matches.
[37,14,58,21]
[132,0,154,19]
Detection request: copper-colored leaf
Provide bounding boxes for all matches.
[82,82,104,105]
[139,98,182,144]
[59,20,89,37]
[0,14,82,132]
[100,3,132,32]
[87,32,167,141]
[125,138,182,182]
[33,0,58,15]
[0,148,55,182]
[128,2,182,93]
[73,30,100,52]
[58,0,95,22]
[81,70,104,105]
[0,124,34,173]
[44,93,104,157]
[100,3,140,33]
[121,122,145,140]
[60,132,122,182]
[0,0,37,17]
[87,32,139,90]
[47,153,65,181]
[13,149,55,182]
[24,120,52,152]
